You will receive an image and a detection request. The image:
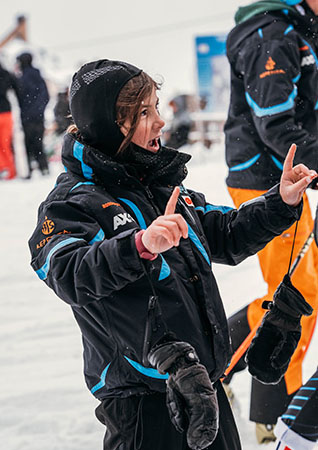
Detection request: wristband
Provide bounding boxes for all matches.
[135,230,158,260]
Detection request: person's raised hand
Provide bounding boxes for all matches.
[141,187,188,254]
[279,144,317,206]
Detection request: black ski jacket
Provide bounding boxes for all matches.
[0,65,19,113]
[29,133,301,400]
[225,2,318,190]
[17,66,49,124]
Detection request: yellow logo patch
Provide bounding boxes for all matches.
[42,217,55,235]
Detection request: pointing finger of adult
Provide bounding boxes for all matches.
[165,186,180,215]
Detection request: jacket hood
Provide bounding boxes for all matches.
[235,0,298,24]
[69,59,142,156]
[227,1,316,61]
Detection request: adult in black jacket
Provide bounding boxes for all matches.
[28,59,316,450]
[0,62,19,179]
[16,52,50,178]
[224,0,318,440]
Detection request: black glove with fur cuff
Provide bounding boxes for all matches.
[148,341,219,450]
[246,274,313,384]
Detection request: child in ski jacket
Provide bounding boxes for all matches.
[28,59,316,450]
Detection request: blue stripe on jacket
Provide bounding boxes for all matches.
[73,141,94,180]
[36,237,84,280]
[245,85,297,117]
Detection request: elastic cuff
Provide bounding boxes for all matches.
[135,230,158,260]
[274,418,316,450]
[267,184,303,220]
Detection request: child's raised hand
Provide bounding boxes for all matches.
[279,144,317,206]
[141,187,188,254]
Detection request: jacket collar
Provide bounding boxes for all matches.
[61,133,191,188]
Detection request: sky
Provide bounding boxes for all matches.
[0,0,250,103]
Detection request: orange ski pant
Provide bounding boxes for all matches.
[228,187,318,395]
[0,111,15,179]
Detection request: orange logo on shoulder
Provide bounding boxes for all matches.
[259,56,285,79]
[102,202,121,209]
[42,217,55,235]
[265,56,276,70]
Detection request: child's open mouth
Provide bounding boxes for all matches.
[148,138,160,151]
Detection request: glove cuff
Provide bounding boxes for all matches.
[274,275,313,318]
[148,341,199,374]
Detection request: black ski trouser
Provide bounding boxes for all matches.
[281,367,318,442]
[223,305,294,424]
[22,120,48,176]
[95,381,241,450]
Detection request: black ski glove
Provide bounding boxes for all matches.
[148,341,219,450]
[246,274,313,384]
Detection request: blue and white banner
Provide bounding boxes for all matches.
[195,34,230,113]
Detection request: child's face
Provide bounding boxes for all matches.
[121,87,165,153]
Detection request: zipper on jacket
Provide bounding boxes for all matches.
[142,295,158,367]
[177,198,196,225]
[144,186,154,200]
[143,185,163,216]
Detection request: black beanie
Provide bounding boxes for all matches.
[69,59,142,155]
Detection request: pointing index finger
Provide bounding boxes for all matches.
[284,143,297,171]
[165,187,180,215]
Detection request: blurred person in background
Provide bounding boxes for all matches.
[164,94,192,149]
[53,86,72,136]
[223,0,318,444]
[43,86,72,162]
[0,61,20,180]
[16,52,50,178]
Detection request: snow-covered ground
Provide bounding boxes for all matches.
[1,143,317,449]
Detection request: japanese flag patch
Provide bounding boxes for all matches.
[182,195,194,207]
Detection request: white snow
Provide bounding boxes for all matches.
[1,143,317,449]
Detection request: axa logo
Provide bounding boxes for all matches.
[259,56,285,79]
[265,56,276,70]
[113,213,135,230]
[301,55,315,67]
[42,216,55,235]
